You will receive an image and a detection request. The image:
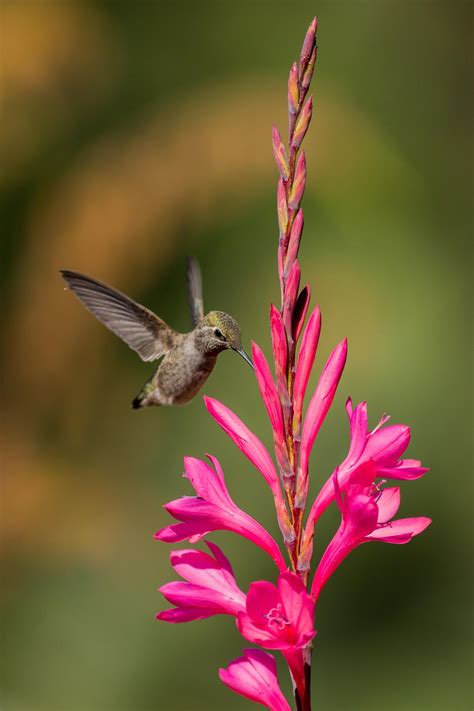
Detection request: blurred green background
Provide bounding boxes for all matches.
[1,1,472,710]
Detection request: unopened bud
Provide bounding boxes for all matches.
[272,126,290,181]
[299,17,317,77]
[277,178,288,235]
[286,209,304,272]
[292,285,310,342]
[288,151,307,210]
[288,62,299,115]
[291,96,313,150]
[301,46,317,90]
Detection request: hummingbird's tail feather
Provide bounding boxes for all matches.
[131,376,162,409]
[131,394,145,410]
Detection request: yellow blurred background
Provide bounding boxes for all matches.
[1,2,472,710]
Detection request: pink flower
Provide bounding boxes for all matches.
[155,455,287,571]
[310,460,431,600]
[204,397,293,543]
[304,398,428,530]
[237,571,315,651]
[219,648,291,711]
[157,541,246,622]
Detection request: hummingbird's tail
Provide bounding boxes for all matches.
[131,394,145,410]
[131,376,161,409]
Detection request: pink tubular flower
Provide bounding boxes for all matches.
[219,648,291,711]
[157,541,246,622]
[303,398,428,533]
[311,460,432,601]
[237,571,315,651]
[154,455,287,571]
[204,396,293,542]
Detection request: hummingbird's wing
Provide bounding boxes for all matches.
[186,257,204,327]
[60,270,177,362]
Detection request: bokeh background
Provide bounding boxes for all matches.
[1,1,472,710]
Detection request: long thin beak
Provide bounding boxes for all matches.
[235,347,255,371]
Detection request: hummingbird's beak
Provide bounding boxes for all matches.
[235,347,255,371]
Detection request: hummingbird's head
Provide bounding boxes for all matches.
[199,311,254,369]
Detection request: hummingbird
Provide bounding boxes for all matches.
[60,258,254,409]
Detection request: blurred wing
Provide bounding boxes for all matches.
[60,270,177,362]
[186,257,204,326]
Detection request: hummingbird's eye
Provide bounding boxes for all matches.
[214,328,224,339]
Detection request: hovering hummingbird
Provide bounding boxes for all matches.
[60,259,254,409]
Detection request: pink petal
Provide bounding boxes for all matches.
[345,397,353,418]
[204,397,283,500]
[347,458,377,493]
[376,487,401,523]
[219,649,291,711]
[154,522,208,543]
[246,581,280,624]
[164,497,226,523]
[293,306,321,428]
[205,540,234,575]
[169,546,237,591]
[345,402,368,468]
[367,516,432,543]
[237,612,284,649]
[378,459,429,480]
[299,338,348,477]
[157,607,216,623]
[277,572,314,634]
[252,342,285,443]
[364,424,410,464]
[183,456,231,507]
[160,581,245,616]
[158,496,287,571]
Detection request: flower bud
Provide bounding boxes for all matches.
[288,151,306,210]
[299,17,317,77]
[288,61,299,115]
[291,96,313,150]
[301,46,317,90]
[277,178,288,235]
[292,285,310,343]
[272,126,290,181]
[282,260,300,337]
[286,209,304,273]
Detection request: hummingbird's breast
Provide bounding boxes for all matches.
[155,335,217,405]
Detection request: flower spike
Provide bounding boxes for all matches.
[156,17,430,711]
